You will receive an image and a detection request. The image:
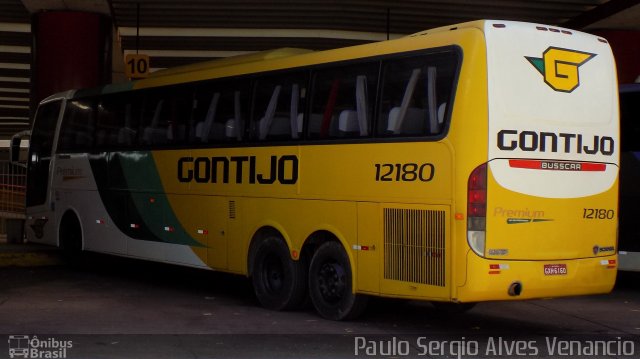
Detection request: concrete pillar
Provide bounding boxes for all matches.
[31,11,112,105]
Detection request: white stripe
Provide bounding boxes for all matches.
[0,76,29,83]
[0,96,28,102]
[0,87,29,93]
[0,23,31,33]
[0,63,29,70]
[0,104,28,109]
[0,117,29,121]
[0,45,31,54]
[0,122,30,126]
[119,27,404,42]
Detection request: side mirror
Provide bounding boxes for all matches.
[10,130,30,168]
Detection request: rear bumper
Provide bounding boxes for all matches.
[455,252,617,302]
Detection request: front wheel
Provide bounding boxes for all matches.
[59,212,83,265]
[251,236,307,311]
[308,241,368,320]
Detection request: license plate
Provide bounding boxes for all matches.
[544,264,567,276]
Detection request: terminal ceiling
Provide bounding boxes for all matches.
[0,0,639,137]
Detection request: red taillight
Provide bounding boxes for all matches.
[468,164,487,218]
[467,163,488,256]
[468,202,486,217]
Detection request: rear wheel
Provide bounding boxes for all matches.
[251,235,307,311]
[308,241,368,320]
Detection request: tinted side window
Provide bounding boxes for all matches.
[377,51,458,137]
[58,99,95,152]
[192,80,249,144]
[140,86,193,147]
[94,93,144,149]
[251,72,308,141]
[309,63,378,139]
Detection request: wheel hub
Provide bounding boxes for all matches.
[264,256,283,292]
[317,262,346,303]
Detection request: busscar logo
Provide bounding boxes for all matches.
[526,47,596,93]
[593,245,615,255]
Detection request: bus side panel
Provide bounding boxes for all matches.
[443,29,490,294]
[166,193,225,269]
[300,143,451,203]
[378,203,451,300]
[53,152,127,254]
[356,202,380,294]
[357,201,452,299]
[301,142,454,299]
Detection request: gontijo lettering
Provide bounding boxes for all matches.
[177,155,299,184]
[497,130,614,156]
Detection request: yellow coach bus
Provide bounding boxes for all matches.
[11,20,619,320]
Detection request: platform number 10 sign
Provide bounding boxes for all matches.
[125,54,150,79]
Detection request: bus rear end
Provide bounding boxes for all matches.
[459,21,619,302]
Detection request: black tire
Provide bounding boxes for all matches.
[431,301,476,314]
[59,212,83,264]
[251,235,307,311]
[308,241,368,320]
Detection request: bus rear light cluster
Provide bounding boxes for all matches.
[467,163,487,257]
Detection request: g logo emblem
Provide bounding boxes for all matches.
[526,47,596,93]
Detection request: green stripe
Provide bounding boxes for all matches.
[120,151,204,247]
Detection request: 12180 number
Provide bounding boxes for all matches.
[374,163,435,182]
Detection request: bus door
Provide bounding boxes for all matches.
[24,99,64,246]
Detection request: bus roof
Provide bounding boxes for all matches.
[149,48,314,78]
[408,20,486,37]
